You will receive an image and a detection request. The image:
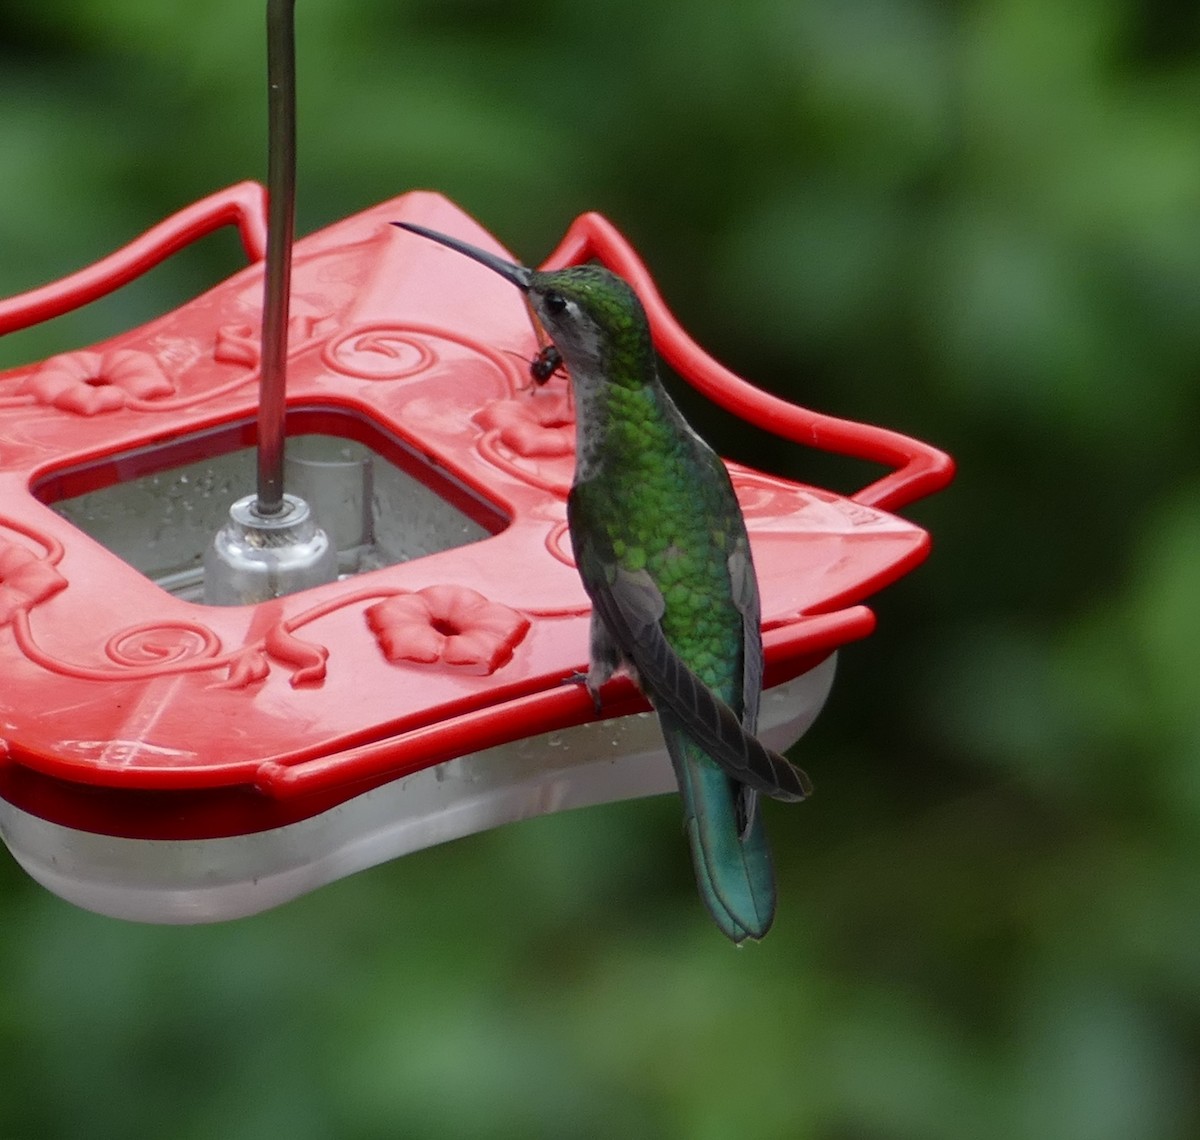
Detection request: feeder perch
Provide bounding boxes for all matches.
[0,187,952,921]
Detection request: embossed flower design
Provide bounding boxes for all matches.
[21,349,174,415]
[474,393,575,458]
[0,538,67,624]
[365,585,530,674]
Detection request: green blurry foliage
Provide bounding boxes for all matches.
[2,0,1200,1136]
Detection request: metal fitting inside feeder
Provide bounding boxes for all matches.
[203,492,337,605]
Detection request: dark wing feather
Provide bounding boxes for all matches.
[727,532,767,835]
[569,487,811,803]
[727,534,763,735]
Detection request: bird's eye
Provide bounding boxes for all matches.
[542,291,568,314]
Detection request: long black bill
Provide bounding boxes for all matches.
[391,221,532,290]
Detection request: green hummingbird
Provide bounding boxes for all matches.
[392,221,812,941]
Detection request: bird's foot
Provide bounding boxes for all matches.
[562,670,604,715]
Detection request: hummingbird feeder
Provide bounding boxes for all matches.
[0,4,952,922]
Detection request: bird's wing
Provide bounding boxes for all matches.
[727,533,767,833]
[568,487,811,803]
[727,533,763,736]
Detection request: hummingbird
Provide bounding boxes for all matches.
[392,221,813,941]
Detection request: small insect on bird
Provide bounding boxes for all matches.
[392,221,812,942]
[509,294,568,389]
[506,343,566,388]
[527,343,565,386]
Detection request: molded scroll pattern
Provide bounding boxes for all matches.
[319,319,580,497]
[0,313,339,419]
[214,314,336,369]
[1,516,532,687]
[320,323,440,381]
[0,533,67,623]
[732,471,893,530]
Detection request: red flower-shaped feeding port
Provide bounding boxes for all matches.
[20,349,174,415]
[0,538,67,625]
[474,393,575,458]
[365,585,532,675]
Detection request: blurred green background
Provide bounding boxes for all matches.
[2,0,1199,1136]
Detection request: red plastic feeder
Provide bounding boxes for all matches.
[0,185,952,921]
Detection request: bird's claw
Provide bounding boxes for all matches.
[562,670,604,715]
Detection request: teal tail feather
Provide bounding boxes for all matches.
[661,712,776,942]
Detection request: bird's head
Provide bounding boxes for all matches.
[392,222,652,382]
